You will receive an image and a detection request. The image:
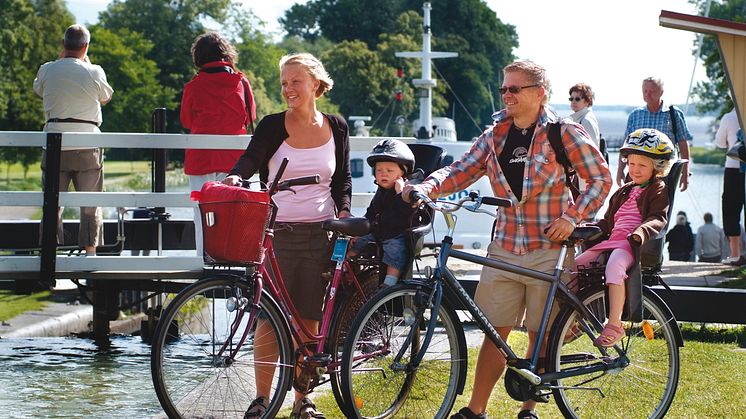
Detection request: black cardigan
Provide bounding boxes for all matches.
[229,111,352,214]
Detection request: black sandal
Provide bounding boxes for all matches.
[450,406,487,419]
[517,409,539,419]
[243,396,268,418]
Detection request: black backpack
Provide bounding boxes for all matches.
[547,122,581,200]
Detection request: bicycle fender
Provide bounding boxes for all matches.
[643,286,684,348]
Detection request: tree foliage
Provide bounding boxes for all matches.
[693,0,746,117]
[0,0,73,173]
[88,26,177,133]
[283,0,517,139]
[98,0,231,132]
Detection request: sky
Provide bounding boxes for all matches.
[67,0,710,107]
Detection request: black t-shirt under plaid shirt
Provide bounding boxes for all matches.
[499,124,534,201]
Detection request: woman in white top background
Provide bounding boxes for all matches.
[568,82,600,146]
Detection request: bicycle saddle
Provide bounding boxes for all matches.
[322,217,371,237]
[569,226,603,242]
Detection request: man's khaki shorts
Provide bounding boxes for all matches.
[474,243,575,332]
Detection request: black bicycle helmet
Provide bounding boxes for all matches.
[366,139,416,175]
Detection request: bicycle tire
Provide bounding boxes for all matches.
[326,268,381,413]
[340,282,465,419]
[546,285,680,419]
[151,275,294,419]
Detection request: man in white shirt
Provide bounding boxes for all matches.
[33,24,113,255]
[713,107,745,265]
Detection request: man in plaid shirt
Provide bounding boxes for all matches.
[404,60,611,419]
[616,77,692,191]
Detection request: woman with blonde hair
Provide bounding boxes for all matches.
[224,52,351,419]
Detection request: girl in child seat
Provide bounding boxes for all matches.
[574,128,674,347]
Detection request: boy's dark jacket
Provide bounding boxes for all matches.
[593,178,670,246]
[364,187,417,240]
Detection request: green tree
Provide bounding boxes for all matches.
[98,0,231,132]
[284,0,406,47]
[323,40,399,132]
[279,2,322,41]
[88,26,177,134]
[281,0,517,139]
[692,0,746,116]
[223,2,287,117]
[0,0,73,174]
[0,0,74,131]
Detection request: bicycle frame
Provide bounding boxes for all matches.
[257,233,367,356]
[406,194,623,385]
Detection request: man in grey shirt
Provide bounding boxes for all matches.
[696,212,729,263]
[33,24,113,255]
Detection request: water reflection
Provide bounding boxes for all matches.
[0,336,160,418]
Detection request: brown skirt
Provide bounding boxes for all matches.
[272,222,333,321]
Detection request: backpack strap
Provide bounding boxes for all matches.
[668,105,680,155]
[547,122,581,200]
[242,78,255,135]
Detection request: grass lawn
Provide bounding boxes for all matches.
[0,290,52,322]
[283,331,746,418]
[0,160,155,192]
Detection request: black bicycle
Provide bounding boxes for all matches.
[339,191,682,419]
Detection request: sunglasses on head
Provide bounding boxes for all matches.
[569,97,583,102]
[499,84,540,94]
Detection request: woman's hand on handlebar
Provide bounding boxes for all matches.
[338,210,352,219]
[223,175,241,186]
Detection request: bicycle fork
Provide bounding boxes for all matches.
[390,281,442,372]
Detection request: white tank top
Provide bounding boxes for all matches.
[269,136,336,222]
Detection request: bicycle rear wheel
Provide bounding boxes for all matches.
[151,276,294,419]
[340,282,466,419]
[546,285,680,419]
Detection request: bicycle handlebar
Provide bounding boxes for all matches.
[411,190,511,218]
[277,175,320,191]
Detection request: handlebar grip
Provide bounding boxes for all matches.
[409,190,425,203]
[480,196,512,207]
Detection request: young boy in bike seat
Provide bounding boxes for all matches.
[574,128,673,347]
[349,139,418,286]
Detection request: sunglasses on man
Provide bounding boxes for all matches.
[569,96,583,102]
[498,84,540,94]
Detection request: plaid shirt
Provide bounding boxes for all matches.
[623,101,693,143]
[422,107,612,255]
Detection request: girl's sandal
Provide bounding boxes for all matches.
[593,323,625,347]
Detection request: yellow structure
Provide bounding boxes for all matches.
[660,10,746,129]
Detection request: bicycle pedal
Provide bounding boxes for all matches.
[304,353,332,367]
[531,391,551,403]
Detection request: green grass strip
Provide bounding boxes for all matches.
[0,290,52,322]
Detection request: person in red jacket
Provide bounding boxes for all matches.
[181,31,256,256]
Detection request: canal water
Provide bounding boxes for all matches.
[0,336,162,418]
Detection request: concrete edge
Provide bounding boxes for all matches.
[0,305,91,339]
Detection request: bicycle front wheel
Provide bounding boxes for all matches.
[340,282,466,419]
[151,276,294,419]
[546,285,680,419]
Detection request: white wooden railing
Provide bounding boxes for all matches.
[0,131,381,275]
